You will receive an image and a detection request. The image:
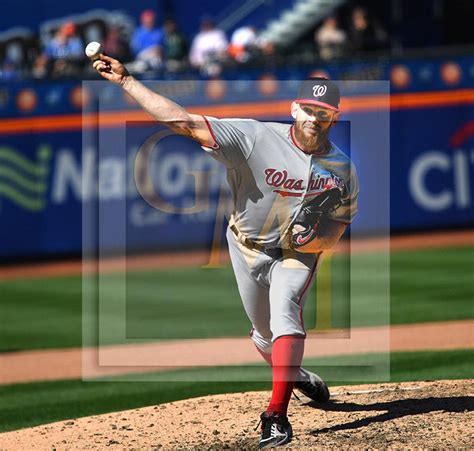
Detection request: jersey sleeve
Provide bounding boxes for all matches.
[201,116,258,169]
[329,162,359,224]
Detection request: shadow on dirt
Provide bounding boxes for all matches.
[225,438,260,450]
[307,396,473,434]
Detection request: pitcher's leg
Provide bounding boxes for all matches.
[251,328,273,365]
[226,228,273,348]
[266,335,305,414]
[269,257,318,339]
[265,256,318,415]
[251,254,318,367]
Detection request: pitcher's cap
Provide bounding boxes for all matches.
[295,77,340,111]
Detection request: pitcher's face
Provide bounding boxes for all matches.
[292,103,337,151]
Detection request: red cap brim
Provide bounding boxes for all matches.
[294,99,339,111]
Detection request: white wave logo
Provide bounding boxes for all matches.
[0,146,51,211]
[312,85,327,97]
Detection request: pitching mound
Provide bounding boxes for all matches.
[1,380,472,449]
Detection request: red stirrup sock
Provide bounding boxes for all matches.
[266,335,305,415]
[255,345,273,366]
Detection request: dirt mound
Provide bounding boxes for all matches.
[1,380,472,449]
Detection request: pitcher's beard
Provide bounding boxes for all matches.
[294,122,330,154]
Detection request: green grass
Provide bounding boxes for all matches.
[0,246,472,351]
[0,276,82,351]
[0,349,472,433]
[389,247,474,324]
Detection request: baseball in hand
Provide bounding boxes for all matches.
[85,41,103,61]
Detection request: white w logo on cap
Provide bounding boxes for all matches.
[312,85,327,97]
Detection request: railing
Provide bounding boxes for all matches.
[216,0,269,32]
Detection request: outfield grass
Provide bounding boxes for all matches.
[0,246,472,351]
[0,349,472,433]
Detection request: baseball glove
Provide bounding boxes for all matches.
[289,187,343,249]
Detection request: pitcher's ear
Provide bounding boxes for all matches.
[290,101,298,120]
[331,111,341,126]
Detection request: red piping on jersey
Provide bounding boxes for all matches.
[273,189,303,197]
[201,115,220,149]
[273,189,348,200]
[297,257,319,332]
[297,257,318,306]
[299,309,305,333]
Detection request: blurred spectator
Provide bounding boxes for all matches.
[348,7,387,53]
[163,19,188,71]
[315,16,346,60]
[228,26,259,63]
[189,17,228,71]
[44,22,84,77]
[32,54,49,79]
[1,59,22,80]
[103,25,129,61]
[45,22,83,60]
[131,9,164,71]
[259,40,275,57]
[0,40,25,80]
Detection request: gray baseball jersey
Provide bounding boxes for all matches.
[202,116,358,346]
[203,117,359,249]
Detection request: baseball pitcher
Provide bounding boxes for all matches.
[93,54,358,449]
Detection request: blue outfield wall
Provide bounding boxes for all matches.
[0,65,473,259]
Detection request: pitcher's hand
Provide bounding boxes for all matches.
[93,54,130,86]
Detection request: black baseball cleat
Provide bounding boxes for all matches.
[257,411,293,449]
[294,367,331,403]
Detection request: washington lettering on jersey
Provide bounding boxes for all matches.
[265,168,345,198]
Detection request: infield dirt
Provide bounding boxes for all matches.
[0,379,472,449]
